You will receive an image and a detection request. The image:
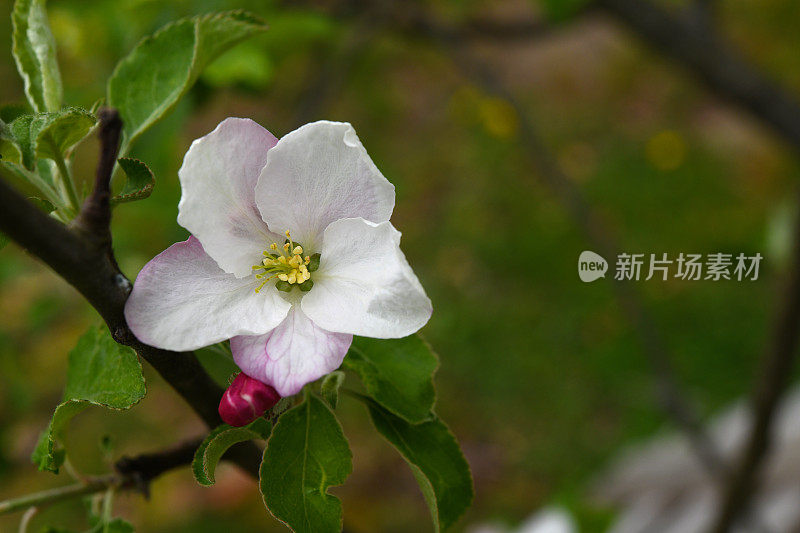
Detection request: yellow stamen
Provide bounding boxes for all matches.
[252,230,317,292]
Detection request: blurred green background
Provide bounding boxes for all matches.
[1,0,799,531]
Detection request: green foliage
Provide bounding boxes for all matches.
[111,158,155,205]
[260,394,352,533]
[201,41,273,89]
[344,335,438,423]
[9,113,49,170]
[192,418,270,487]
[0,119,22,165]
[195,342,239,388]
[28,195,56,213]
[107,10,267,154]
[320,371,345,409]
[92,519,135,533]
[9,108,94,170]
[43,517,135,533]
[31,326,146,473]
[35,108,96,160]
[538,0,591,22]
[12,0,62,113]
[363,398,473,532]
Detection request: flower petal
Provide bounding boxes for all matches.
[301,218,432,338]
[254,121,395,250]
[177,117,281,278]
[125,237,290,351]
[231,305,353,397]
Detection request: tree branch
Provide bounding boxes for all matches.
[0,437,205,516]
[0,111,262,478]
[595,0,800,153]
[72,108,121,247]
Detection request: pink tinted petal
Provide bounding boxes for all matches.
[124,236,290,351]
[231,305,353,397]
[254,121,395,250]
[177,117,282,278]
[219,373,281,427]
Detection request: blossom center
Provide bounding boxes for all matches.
[252,231,319,293]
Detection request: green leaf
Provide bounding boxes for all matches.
[320,371,345,409]
[12,0,62,113]
[107,10,267,153]
[192,418,270,487]
[111,158,154,205]
[260,394,352,533]
[35,107,96,160]
[9,108,93,170]
[364,399,473,532]
[32,326,146,473]
[0,119,22,165]
[28,196,55,213]
[343,335,438,423]
[10,113,48,170]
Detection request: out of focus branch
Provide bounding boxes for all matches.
[595,0,800,153]
[396,11,724,476]
[0,438,202,515]
[709,192,800,531]
[0,111,262,478]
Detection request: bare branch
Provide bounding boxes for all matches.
[0,437,207,516]
[114,437,203,498]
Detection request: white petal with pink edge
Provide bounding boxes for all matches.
[231,305,353,397]
[254,121,395,251]
[124,237,290,351]
[177,117,282,278]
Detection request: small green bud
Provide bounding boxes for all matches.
[299,279,314,292]
[275,280,293,292]
[308,253,321,272]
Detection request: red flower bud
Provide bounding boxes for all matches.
[219,373,281,427]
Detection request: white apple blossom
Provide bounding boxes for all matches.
[124,118,432,396]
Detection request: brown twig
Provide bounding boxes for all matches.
[114,437,204,498]
[0,111,262,478]
[72,108,121,247]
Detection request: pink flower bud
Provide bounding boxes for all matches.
[219,373,281,427]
